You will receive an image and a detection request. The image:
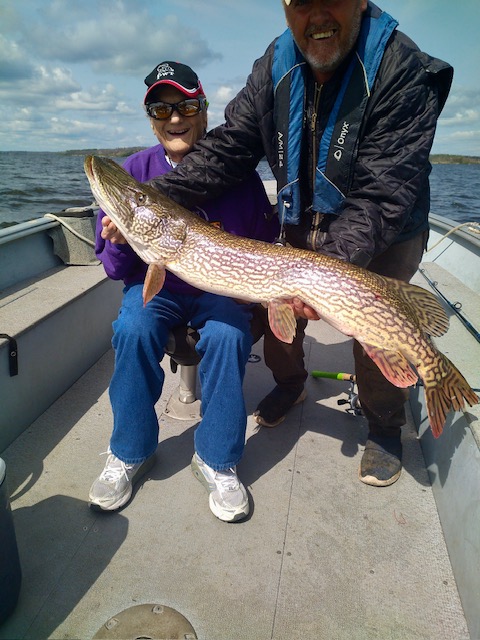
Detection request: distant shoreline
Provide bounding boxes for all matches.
[60,149,480,164]
[429,154,480,165]
[2,149,480,164]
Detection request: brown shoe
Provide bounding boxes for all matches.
[254,385,306,427]
[359,435,402,487]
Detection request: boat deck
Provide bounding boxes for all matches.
[0,317,470,640]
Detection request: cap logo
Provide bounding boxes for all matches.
[155,63,175,79]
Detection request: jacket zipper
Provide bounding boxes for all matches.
[311,83,322,192]
[308,83,323,251]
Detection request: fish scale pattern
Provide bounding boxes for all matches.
[85,155,478,438]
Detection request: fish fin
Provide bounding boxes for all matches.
[360,342,418,388]
[268,300,297,344]
[143,264,166,306]
[420,353,479,438]
[387,278,449,337]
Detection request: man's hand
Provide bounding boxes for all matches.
[291,297,320,320]
[101,216,127,244]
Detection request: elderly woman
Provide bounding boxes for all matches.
[90,61,278,521]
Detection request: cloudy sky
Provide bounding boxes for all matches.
[1,0,479,155]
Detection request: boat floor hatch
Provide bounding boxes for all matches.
[92,604,197,639]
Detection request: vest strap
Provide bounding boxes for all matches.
[272,2,398,224]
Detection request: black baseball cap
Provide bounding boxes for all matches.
[144,61,205,104]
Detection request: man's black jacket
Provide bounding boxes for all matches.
[151,27,453,266]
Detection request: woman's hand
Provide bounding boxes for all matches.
[101,216,127,244]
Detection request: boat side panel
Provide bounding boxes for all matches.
[411,227,480,640]
[0,272,122,453]
[0,232,62,291]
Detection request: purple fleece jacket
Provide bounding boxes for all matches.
[95,144,279,296]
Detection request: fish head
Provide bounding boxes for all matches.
[84,155,186,265]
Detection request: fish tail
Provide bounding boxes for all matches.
[423,355,479,438]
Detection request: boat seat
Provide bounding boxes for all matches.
[164,326,202,420]
[163,307,266,420]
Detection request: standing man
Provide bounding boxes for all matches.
[149,1,453,487]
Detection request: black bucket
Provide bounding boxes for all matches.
[0,457,22,624]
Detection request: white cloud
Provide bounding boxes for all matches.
[215,86,235,103]
[115,102,136,115]
[49,116,106,135]
[0,34,34,80]
[436,86,480,154]
[0,57,80,105]
[54,84,136,113]
[440,109,480,128]
[15,3,221,76]
[448,130,480,141]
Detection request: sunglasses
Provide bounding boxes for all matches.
[146,98,207,120]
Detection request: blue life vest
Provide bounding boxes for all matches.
[272,2,398,225]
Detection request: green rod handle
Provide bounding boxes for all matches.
[311,371,355,381]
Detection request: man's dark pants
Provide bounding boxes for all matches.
[256,231,428,437]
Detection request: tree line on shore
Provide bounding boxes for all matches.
[62,148,480,164]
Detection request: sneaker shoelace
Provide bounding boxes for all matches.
[214,468,239,493]
[98,451,133,483]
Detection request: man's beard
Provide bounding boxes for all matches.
[300,8,363,76]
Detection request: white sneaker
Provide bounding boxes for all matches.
[191,453,249,522]
[89,450,155,511]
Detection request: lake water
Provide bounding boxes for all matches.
[0,151,479,227]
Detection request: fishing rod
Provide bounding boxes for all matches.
[418,267,480,343]
[312,369,480,394]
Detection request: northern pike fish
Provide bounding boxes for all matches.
[85,155,478,437]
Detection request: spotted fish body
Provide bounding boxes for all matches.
[85,155,478,437]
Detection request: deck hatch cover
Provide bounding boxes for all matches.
[92,604,197,640]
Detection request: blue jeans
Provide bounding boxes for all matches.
[109,284,253,470]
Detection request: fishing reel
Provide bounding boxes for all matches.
[311,370,362,416]
[337,380,362,416]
